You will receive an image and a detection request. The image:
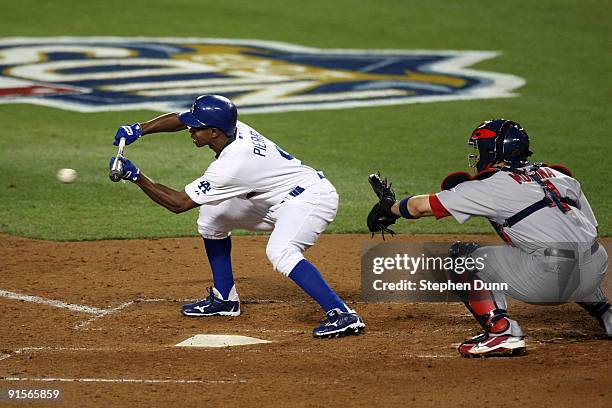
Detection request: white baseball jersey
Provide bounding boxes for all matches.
[185,121,325,209]
[434,166,598,253]
[184,120,338,276]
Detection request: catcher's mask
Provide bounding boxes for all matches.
[468,119,532,172]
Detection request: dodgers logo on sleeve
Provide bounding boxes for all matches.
[0,37,525,114]
[197,180,211,195]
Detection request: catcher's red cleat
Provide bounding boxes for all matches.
[458,332,526,358]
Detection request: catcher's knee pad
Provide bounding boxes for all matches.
[448,241,481,282]
[448,241,481,259]
[266,242,304,276]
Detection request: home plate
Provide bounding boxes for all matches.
[175,334,271,348]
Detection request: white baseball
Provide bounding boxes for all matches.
[56,168,77,184]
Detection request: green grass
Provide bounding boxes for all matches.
[0,0,610,240]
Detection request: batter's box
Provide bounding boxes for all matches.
[76,299,313,345]
[0,298,90,350]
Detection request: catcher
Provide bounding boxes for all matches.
[368,119,610,357]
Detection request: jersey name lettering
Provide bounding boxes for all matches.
[507,167,555,184]
[250,130,267,157]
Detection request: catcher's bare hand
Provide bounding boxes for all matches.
[367,172,400,239]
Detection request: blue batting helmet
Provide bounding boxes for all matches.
[178,94,238,136]
[468,119,532,172]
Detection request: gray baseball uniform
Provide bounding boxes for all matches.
[434,165,608,304]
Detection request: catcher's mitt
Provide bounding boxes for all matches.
[367,173,400,238]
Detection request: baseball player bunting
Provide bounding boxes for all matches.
[369,119,610,357]
[109,94,365,338]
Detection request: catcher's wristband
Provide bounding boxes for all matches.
[399,196,417,219]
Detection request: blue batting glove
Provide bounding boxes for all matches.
[109,156,141,182]
[113,123,143,146]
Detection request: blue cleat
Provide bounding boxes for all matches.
[182,287,240,317]
[313,308,366,338]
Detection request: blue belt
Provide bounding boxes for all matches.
[288,186,305,197]
[280,186,304,204]
[280,173,326,203]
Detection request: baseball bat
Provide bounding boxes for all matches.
[109,137,126,182]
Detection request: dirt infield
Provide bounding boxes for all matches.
[1,233,611,407]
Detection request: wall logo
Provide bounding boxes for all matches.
[0,37,525,114]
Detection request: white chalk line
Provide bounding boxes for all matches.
[0,289,139,329]
[0,347,245,384]
[0,377,247,384]
[148,298,311,304]
[0,290,105,315]
[1,346,456,362]
[0,347,121,363]
[0,290,319,317]
[1,290,465,337]
[0,290,375,318]
[0,291,469,343]
[74,301,134,329]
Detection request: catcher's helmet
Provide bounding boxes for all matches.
[178,94,238,136]
[468,119,532,172]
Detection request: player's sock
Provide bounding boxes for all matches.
[203,237,235,300]
[289,259,349,313]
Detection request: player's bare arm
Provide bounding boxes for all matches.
[112,113,187,146]
[390,195,433,218]
[107,154,196,214]
[140,112,187,134]
[135,174,199,214]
